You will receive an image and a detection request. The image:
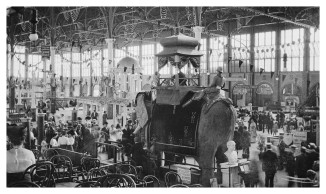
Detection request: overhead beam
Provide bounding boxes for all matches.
[239,7,316,29]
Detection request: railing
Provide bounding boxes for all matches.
[158,77,199,87]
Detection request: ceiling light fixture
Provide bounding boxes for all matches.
[29,9,38,41]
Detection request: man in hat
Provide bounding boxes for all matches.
[286,145,297,187]
[91,109,98,120]
[306,143,319,171]
[261,143,278,187]
[210,66,225,89]
[295,147,308,187]
[102,111,108,126]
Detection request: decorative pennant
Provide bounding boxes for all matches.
[259,68,264,75]
[250,64,254,72]
[283,53,287,68]
[239,60,243,68]
[209,49,212,55]
[271,72,275,79]
[282,75,286,82]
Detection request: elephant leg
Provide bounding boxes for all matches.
[197,144,220,187]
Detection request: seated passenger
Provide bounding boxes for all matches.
[7,125,36,187]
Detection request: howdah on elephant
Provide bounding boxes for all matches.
[134,87,236,187]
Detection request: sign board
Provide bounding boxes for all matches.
[293,131,307,146]
[177,167,191,184]
[258,107,264,112]
[41,45,50,60]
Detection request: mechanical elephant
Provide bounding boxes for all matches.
[135,88,236,187]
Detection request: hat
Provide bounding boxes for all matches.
[290,145,297,149]
[77,117,82,121]
[216,66,223,73]
[309,143,317,149]
[103,122,108,125]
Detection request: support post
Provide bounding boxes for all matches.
[37,113,46,150]
[21,117,32,150]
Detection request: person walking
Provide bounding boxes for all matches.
[278,135,288,170]
[261,143,279,187]
[272,121,279,136]
[286,145,297,187]
[249,119,257,143]
[241,126,251,159]
[295,147,308,187]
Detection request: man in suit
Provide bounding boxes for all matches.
[261,143,278,187]
[286,145,297,187]
[91,109,98,120]
[102,111,108,125]
[295,147,308,187]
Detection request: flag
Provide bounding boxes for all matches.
[239,60,243,68]
[259,68,264,75]
[271,72,274,79]
[209,49,212,55]
[250,64,254,72]
[282,75,286,82]
[124,67,127,72]
[132,64,135,74]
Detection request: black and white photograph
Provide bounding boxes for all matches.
[3,1,322,190]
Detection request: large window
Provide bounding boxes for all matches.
[72,52,80,78]
[82,51,90,77]
[29,54,42,79]
[310,28,319,71]
[281,28,304,71]
[142,44,155,75]
[209,36,227,73]
[103,48,109,75]
[128,45,140,59]
[114,47,126,66]
[13,45,25,79]
[157,43,168,75]
[199,38,207,73]
[231,34,250,72]
[55,54,62,77]
[62,52,71,77]
[92,50,102,77]
[254,31,276,72]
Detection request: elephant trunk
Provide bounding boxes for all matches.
[182,90,205,108]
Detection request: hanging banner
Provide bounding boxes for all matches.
[41,45,50,60]
[293,131,307,146]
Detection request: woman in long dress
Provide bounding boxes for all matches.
[249,120,257,143]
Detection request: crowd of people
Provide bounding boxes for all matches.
[232,108,319,187]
